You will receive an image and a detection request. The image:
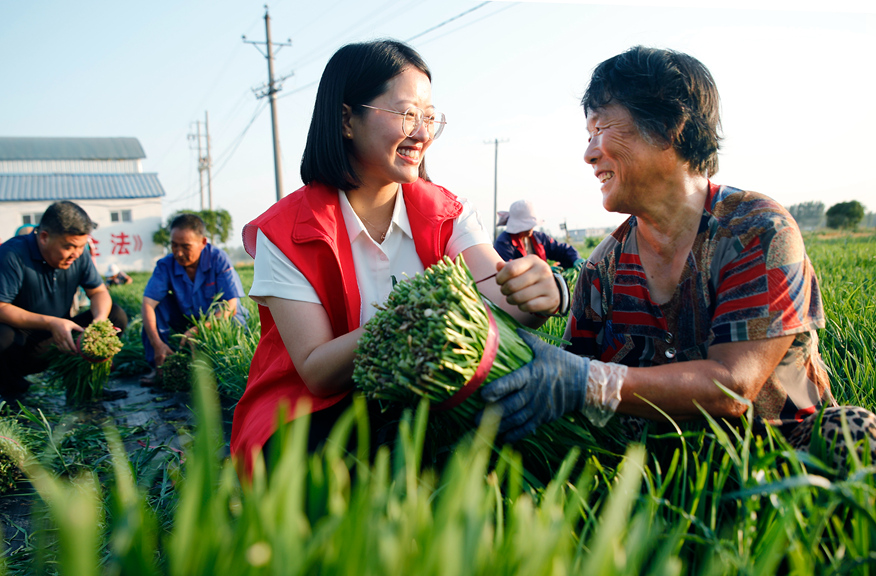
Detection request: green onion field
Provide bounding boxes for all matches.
[0,231,874,575]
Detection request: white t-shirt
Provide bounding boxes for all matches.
[249,186,491,324]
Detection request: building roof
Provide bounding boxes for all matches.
[0,137,146,161]
[0,173,165,201]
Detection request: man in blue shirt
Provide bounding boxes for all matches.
[0,201,129,398]
[140,213,248,384]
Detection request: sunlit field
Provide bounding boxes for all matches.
[1,232,874,575]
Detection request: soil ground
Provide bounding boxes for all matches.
[0,371,214,564]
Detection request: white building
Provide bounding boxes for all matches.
[0,137,166,272]
[567,227,615,242]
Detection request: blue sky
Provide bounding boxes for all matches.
[2,0,874,244]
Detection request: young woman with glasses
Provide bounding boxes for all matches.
[231,39,565,477]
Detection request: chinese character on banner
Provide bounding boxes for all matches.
[111,232,131,255]
[88,235,100,257]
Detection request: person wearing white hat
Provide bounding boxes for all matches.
[494,200,582,270]
[481,46,876,469]
[105,262,133,286]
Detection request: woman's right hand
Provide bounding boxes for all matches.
[494,255,560,315]
[462,245,560,325]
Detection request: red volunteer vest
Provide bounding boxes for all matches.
[230,179,462,474]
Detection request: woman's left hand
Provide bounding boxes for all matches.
[494,255,559,315]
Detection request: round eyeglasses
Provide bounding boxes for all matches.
[359,105,447,140]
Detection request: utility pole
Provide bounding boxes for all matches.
[484,138,509,240]
[187,112,214,211]
[244,5,293,202]
[205,111,213,210]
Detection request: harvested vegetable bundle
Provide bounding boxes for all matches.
[0,417,28,494]
[355,255,530,422]
[354,256,623,477]
[159,349,192,392]
[45,319,123,404]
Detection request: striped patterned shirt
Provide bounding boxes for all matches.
[565,183,833,428]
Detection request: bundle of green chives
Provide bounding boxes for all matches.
[354,255,531,424]
[0,417,28,494]
[354,256,624,476]
[45,319,123,404]
[158,350,192,392]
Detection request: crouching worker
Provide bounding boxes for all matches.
[481,46,876,469]
[494,199,583,271]
[105,263,133,285]
[140,213,248,384]
[0,201,128,399]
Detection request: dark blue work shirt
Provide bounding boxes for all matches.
[0,233,103,320]
[494,229,581,270]
[143,243,248,323]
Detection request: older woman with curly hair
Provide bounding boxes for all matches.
[482,46,876,468]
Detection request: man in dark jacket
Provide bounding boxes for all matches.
[494,200,582,269]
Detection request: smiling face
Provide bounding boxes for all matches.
[584,102,675,214]
[345,67,435,191]
[37,231,89,269]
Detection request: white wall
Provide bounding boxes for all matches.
[1,200,52,240]
[1,197,165,273]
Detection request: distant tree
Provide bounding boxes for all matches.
[153,208,234,247]
[199,209,233,245]
[825,201,865,230]
[786,201,825,230]
[864,212,876,228]
[585,236,602,249]
[152,221,173,248]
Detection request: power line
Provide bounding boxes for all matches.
[172,1,516,207]
[405,1,490,43]
[281,0,407,75]
[152,18,262,174]
[288,0,347,38]
[275,79,319,101]
[215,89,257,140]
[412,2,517,47]
[212,101,269,179]
[276,1,506,103]
[167,100,268,206]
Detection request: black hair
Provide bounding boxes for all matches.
[300,39,432,191]
[170,213,206,237]
[582,46,722,176]
[38,201,95,236]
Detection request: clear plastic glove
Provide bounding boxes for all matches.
[480,329,627,443]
